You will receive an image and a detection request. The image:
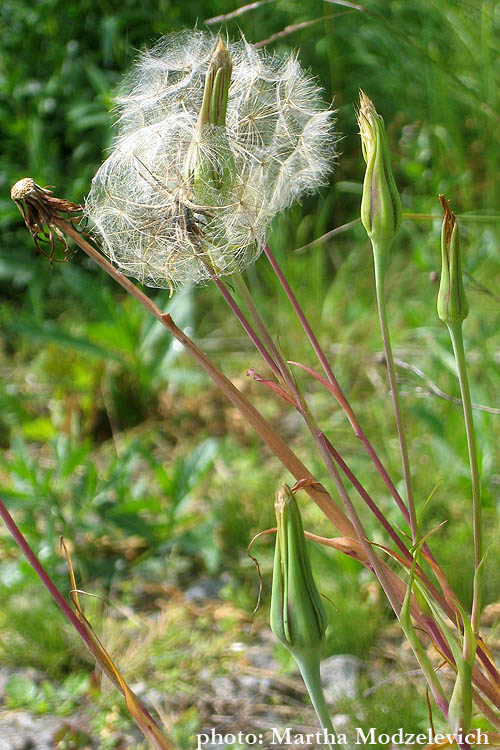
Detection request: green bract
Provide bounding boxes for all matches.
[270,484,327,659]
[185,39,236,205]
[358,91,402,264]
[437,196,469,324]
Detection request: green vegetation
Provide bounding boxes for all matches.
[1,0,499,746]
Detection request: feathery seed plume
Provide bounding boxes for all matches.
[85,30,336,289]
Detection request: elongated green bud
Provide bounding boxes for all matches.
[358,92,402,271]
[198,38,232,130]
[270,484,335,746]
[271,484,327,657]
[185,38,236,203]
[437,195,469,324]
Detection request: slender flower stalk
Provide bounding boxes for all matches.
[437,196,482,635]
[209,263,404,613]
[357,92,417,543]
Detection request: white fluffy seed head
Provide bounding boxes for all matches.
[85,30,336,289]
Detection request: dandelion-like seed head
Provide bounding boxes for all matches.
[85,30,336,289]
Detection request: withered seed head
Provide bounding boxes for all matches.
[10,178,82,269]
[11,177,43,202]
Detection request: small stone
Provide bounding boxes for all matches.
[320,654,361,701]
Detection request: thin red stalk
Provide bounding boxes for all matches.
[57,222,500,708]
[232,273,293,387]
[55,221,356,540]
[311,428,402,616]
[212,275,284,382]
[0,497,95,650]
[263,246,412,519]
[220,276,418,583]
[263,244,340,385]
[214,273,405,614]
[263,245,445,586]
[0,497,171,744]
[213,274,404,615]
[322,435,453,613]
[324,439,411,558]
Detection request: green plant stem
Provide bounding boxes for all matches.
[296,651,336,749]
[373,248,417,543]
[447,321,483,635]
[400,562,449,720]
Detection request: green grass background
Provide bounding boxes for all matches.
[0,0,499,746]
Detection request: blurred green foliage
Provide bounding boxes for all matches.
[0,0,499,742]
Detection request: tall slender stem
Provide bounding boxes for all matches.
[297,652,336,750]
[211,275,284,382]
[232,272,289,381]
[373,250,417,542]
[263,245,413,522]
[447,321,483,635]
[212,268,405,611]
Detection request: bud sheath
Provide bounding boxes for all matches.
[358,91,402,272]
[270,485,335,747]
[437,195,468,324]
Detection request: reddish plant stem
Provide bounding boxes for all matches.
[55,220,356,540]
[213,273,406,613]
[0,497,172,745]
[261,243,500,701]
[212,275,284,382]
[263,245,411,516]
[324,438,409,555]
[313,430,402,616]
[0,497,95,650]
[263,247,448,578]
[56,221,500,709]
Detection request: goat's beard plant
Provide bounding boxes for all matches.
[7,29,500,749]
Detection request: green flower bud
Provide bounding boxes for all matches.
[270,485,336,746]
[270,484,327,659]
[185,38,236,203]
[437,195,469,324]
[198,37,232,130]
[358,92,402,263]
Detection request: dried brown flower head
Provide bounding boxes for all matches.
[11,178,82,269]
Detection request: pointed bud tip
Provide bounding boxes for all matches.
[275,483,292,513]
[210,37,232,74]
[439,193,456,245]
[437,194,468,324]
[357,93,402,249]
[357,90,373,118]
